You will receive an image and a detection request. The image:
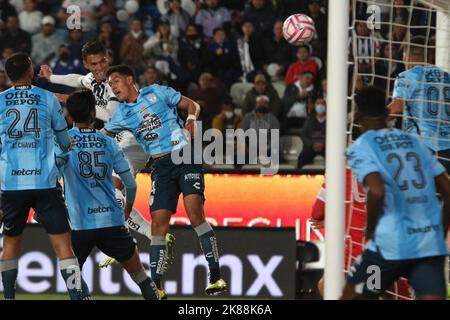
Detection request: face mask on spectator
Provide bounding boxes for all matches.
[224,111,234,119]
[315,104,326,115]
[257,106,270,114]
[60,52,70,62]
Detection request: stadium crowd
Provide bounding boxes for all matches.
[0,0,436,169]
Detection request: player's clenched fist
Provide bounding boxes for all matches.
[38,64,53,80]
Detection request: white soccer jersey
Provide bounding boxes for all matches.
[80,72,118,115]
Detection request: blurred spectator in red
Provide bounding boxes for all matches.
[284,44,318,85]
[212,99,242,133]
[0,69,10,92]
[236,20,266,82]
[178,23,206,84]
[242,0,276,38]
[120,18,148,75]
[298,98,326,168]
[195,0,231,39]
[163,0,191,39]
[264,20,294,73]
[144,20,179,62]
[189,72,226,120]
[50,44,86,75]
[242,73,282,119]
[19,0,43,35]
[206,27,240,87]
[1,15,31,54]
[31,16,64,65]
[283,71,315,130]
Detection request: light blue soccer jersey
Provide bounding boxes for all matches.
[0,85,67,191]
[58,127,130,230]
[104,84,187,156]
[347,128,448,260]
[393,65,450,151]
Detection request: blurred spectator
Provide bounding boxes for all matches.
[393,0,409,24]
[163,0,191,39]
[58,0,112,40]
[307,0,327,60]
[349,21,380,75]
[120,18,148,75]
[31,16,64,66]
[212,99,242,133]
[0,1,17,22]
[276,0,307,20]
[188,72,226,120]
[298,98,326,168]
[144,20,179,62]
[68,28,86,62]
[242,0,276,38]
[206,27,239,87]
[1,15,31,54]
[194,0,231,39]
[283,71,315,130]
[18,0,43,35]
[50,44,86,75]
[374,42,404,95]
[264,20,293,73]
[178,23,206,83]
[236,20,266,81]
[0,69,10,92]
[318,78,327,100]
[97,20,123,65]
[284,44,318,85]
[386,17,411,57]
[139,65,166,87]
[242,73,282,119]
[0,47,14,70]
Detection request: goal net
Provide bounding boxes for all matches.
[347,0,450,299]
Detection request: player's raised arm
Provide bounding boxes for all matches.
[118,170,137,219]
[38,64,85,88]
[362,172,384,240]
[178,96,201,138]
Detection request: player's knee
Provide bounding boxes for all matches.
[1,236,23,259]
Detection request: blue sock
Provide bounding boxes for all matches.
[149,235,166,289]
[0,259,18,300]
[130,269,159,300]
[58,257,83,300]
[194,222,221,283]
[81,277,92,300]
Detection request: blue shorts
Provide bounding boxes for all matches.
[71,225,136,267]
[1,188,70,236]
[347,248,447,297]
[149,152,205,213]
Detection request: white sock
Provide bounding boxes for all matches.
[126,208,152,240]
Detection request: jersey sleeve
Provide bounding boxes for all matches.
[417,139,446,177]
[50,93,68,132]
[110,139,131,175]
[157,84,182,108]
[392,73,410,100]
[346,141,379,185]
[80,74,93,89]
[104,106,126,134]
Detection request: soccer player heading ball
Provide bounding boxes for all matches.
[341,85,450,300]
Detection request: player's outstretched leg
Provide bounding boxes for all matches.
[121,249,160,300]
[0,235,21,300]
[184,194,227,295]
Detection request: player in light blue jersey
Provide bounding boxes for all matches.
[0,53,84,300]
[59,90,160,300]
[341,86,450,300]
[102,65,227,297]
[389,36,450,172]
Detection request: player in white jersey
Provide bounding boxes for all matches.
[38,41,175,268]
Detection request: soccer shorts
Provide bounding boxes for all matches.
[0,188,70,237]
[117,131,149,175]
[149,151,205,213]
[71,225,137,268]
[347,248,447,297]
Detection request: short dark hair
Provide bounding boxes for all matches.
[5,53,31,82]
[66,90,96,122]
[298,44,311,54]
[81,41,106,60]
[106,65,136,82]
[354,85,387,117]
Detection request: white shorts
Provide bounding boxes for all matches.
[117,131,149,175]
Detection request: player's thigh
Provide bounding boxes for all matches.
[150,159,180,214]
[97,226,137,264]
[33,188,71,235]
[407,255,447,299]
[1,190,33,237]
[71,229,97,268]
[347,249,403,298]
